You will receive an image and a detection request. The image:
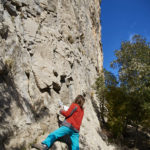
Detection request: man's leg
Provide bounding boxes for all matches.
[70,132,80,150]
[42,126,72,148]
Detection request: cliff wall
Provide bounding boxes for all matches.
[0,0,113,149]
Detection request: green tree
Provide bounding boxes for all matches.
[104,69,118,87]
[111,35,150,129]
[95,72,106,125]
[95,35,150,139]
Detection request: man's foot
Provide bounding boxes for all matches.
[32,143,48,150]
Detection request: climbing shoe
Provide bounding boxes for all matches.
[32,143,48,150]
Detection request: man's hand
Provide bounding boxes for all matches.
[63,105,69,111]
[58,99,69,111]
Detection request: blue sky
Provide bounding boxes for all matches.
[101,0,150,75]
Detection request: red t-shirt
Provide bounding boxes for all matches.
[60,103,84,132]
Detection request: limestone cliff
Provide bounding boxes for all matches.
[0,0,113,149]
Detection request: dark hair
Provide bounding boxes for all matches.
[74,95,85,109]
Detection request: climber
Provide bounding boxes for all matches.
[32,95,85,150]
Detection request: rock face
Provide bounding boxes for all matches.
[0,0,114,149]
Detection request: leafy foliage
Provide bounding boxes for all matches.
[95,35,150,139]
[95,73,106,124]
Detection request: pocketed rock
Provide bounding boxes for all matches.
[0,0,114,150]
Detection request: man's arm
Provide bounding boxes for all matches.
[60,103,77,118]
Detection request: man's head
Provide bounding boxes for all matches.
[74,95,85,108]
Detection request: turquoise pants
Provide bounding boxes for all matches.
[42,126,79,150]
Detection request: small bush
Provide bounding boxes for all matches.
[4,58,14,70]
